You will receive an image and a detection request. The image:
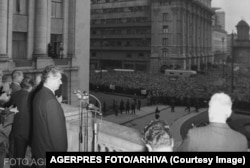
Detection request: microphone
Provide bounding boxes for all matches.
[88,104,102,115]
[73,90,89,100]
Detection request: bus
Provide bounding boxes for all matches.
[164,69,197,77]
[94,70,108,73]
[113,69,135,73]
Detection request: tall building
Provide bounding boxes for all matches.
[211,8,227,64]
[0,0,90,105]
[233,20,250,67]
[215,11,225,30]
[90,0,214,73]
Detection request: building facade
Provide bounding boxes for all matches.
[233,20,250,68]
[215,11,225,30]
[0,0,90,105]
[211,9,227,64]
[90,0,214,73]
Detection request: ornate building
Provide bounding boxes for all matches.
[233,20,250,68]
[90,0,214,73]
[212,9,227,64]
[0,0,90,105]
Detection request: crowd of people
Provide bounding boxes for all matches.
[90,67,250,111]
[0,66,249,165]
[0,66,65,167]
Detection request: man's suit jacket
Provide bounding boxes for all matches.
[10,82,21,93]
[11,89,30,140]
[179,122,248,151]
[32,87,67,158]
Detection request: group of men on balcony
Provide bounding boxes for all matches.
[0,66,67,167]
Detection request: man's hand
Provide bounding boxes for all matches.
[0,92,10,102]
[56,95,63,103]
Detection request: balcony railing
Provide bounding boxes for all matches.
[62,104,145,152]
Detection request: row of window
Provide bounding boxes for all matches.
[91,0,134,4]
[91,39,170,47]
[91,6,149,14]
[91,0,172,5]
[91,17,150,25]
[91,40,150,47]
[159,0,172,6]
[12,32,63,60]
[13,0,63,18]
[91,28,150,35]
[92,26,168,35]
[91,14,170,25]
[91,52,147,58]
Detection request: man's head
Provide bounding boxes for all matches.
[11,70,24,84]
[42,65,62,92]
[208,92,232,123]
[21,76,34,92]
[142,120,173,152]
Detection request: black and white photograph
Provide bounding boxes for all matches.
[1,0,250,167]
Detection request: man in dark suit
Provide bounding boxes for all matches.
[179,93,248,151]
[10,70,24,93]
[11,77,34,160]
[32,65,67,160]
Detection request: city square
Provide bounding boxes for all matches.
[1,0,250,167]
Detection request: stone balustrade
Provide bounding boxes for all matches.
[62,103,145,152]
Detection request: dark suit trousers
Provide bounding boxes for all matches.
[13,136,28,159]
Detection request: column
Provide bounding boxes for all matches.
[0,0,8,59]
[34,0,48,57]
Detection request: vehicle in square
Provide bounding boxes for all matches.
[164,69,197,77]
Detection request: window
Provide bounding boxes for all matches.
[138,53,144,57]
[162,48,168,58]
[49,34,63,59]
[126,53,132,58]
[91,30,97,35]
[162,38,168,46]
[91,52,96,57]
[163,13,169,21]
[51,0,63,18]
[13,0,28,15]
[163,26,169,33]
[12,32,27,59]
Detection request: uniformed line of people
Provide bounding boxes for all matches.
[111,98,141,116]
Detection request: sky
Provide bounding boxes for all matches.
[212,0,250,33]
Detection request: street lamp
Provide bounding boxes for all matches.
[231,32,235,93]
[222,37,225,78]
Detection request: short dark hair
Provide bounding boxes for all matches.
[21,76,34,90]
[142,120,172,148]
[41,65,63,83]
[11,70,23,80]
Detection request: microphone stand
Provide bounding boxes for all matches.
[89,94,102,152]
[75,91,102,152]
[84,102,89,152]
[75,91,89,152]
[79,99,83,152]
